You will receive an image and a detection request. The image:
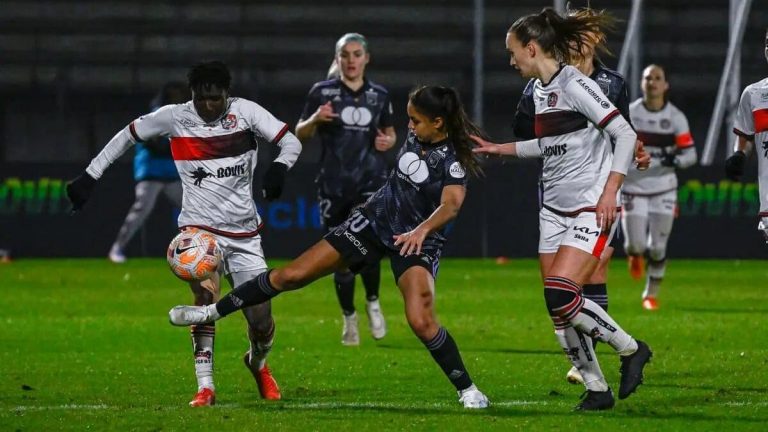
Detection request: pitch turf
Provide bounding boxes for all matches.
[2,258,766,431]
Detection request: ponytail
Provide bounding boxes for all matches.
[408,86,484,177]
[509,7,616,64]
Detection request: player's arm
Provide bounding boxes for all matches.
[250,101,303,201]
[295,87,336,142]
[726,87,756,181]
[374,95,397,151]
[66,107,173,212]
[470,135,541,158]
[393,184,465,256]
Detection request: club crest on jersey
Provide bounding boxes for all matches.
[221,114,237,130]
[660,119,671,129]
[365,90,378,106]
[547,93,558,108]
[427,151,445,168]
[397,151,429,185]
[190,167,215,187]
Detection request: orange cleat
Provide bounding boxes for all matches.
[243,352,281,400]
[189,387,215,407]
[628,256,645,280]
[641,297,658,311]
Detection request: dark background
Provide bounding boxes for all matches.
[1,0,766,258]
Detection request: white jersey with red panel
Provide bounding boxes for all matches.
[86,97,296,236]
[734,77,768,215]
[533,65,622,214]
[624,99,695,195]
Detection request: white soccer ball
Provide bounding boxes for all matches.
[166,228,222,281]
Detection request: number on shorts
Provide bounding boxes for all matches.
[348,212,370,233]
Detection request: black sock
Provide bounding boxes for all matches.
[583,283,608,350]
[360,264,381,302]
[216,270,279,317]
[423,327,473,391]
[334,271,356,316]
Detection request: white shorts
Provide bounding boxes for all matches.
[210,232,268,276]
[622,189,677,217]
[538,207,617,256]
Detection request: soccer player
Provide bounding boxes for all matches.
[168,85,491,409]
[65,61,302,407]
[471,8,652,410]
[510,6,648,386]
[622,64,697,310]
[107,82,187,264]
[295,33,396,345]
[725,28,768,242]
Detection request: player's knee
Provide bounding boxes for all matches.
[543,278,581,318]
[273,267,309,290]
[407,314,438,341]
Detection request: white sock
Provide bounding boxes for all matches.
[571,299,638,356]
[191,324,215,391]
[555,326,608,392]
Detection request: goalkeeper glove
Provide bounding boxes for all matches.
[262,162,288,201]
[65,172,97,212]
[724,150,746,181]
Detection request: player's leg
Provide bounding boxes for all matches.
[188,273,220,407]
[169,210,382,325]
[393,255,488,409]
[643,190,676,310]
[109,180,163,263]
[161,180,183,208]
[361,262,386,340]
[621,193,650,280]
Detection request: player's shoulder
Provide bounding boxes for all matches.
[742,78,768,97]
[365,78,390,96]
[629,98,644,110]
[309,78,341,95]
[663,100,687,118]
[593,65,625,84]
[522,78,536,96]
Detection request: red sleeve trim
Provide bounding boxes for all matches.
[271,123,290,145]
[129,122,143,142]
[598,109,620,129]
[732,127,754,140]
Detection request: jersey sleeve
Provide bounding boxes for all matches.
[131,104,175,141]
[672,108,694,149]
[378,92,394,129]
[246,100,289,144]
[614,80,633,128]
[564,75,621,129]
[299,85,323,122]
[443,154,469,187]
[733,87,755,139]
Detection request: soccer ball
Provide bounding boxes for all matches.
[167,228,222,281]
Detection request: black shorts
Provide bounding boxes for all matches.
[318,192,374,229]
[324,210,441,282]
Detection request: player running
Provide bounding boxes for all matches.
[295,33,396,345]
[471,8,652,410]
[65,61,301,407]
[622,64,697,310]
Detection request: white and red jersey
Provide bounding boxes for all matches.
[734,77,768,214]
[624,99,696,195]
[532,65,633,214]
[86,98,301,236]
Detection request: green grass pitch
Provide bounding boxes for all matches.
[2,258,766,431]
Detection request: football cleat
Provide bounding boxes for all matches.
[243,353,281,400]
[574,388,615,411]
[566,366,584,385]
[366,300,387,340]
[642,297,659,311]
[619,340,652,399]
[189,387,215,407]
[341,312,360,346]
[169,305,219,326]
[628,255,644,280]
[458,384,490,409]
[108,245,126,264]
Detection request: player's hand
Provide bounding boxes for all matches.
[634,140,650,171]
[65,172,97,213]
[393,227,428,256]
[312,102,338,124]
[725,150,746,181]
[469,135,502,156]
[595,192,617,230]
[374,129,394,151]
[262,162,288,201]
